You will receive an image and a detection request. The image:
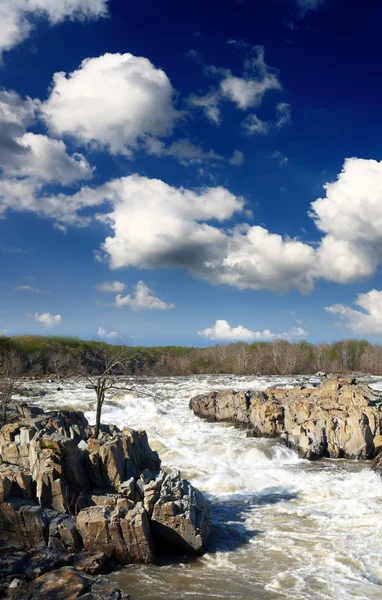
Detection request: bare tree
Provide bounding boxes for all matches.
[80,341,134,438]
[271,340,298,375]
[0,349,23,424]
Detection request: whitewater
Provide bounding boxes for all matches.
[24,375,382,600]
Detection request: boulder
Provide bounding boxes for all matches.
[11,566,129,600]
[151,470,210,555]
[76,502,154,565]
[190,377,382,460]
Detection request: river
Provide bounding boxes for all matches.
[23,375,382,600]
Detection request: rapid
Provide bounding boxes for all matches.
[24,375,382,600]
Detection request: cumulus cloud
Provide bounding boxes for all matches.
[96,281,125,293]
[34,312,61,326]
[4,155,382,295]
[198,319,308,341]
[0,89,94,225]
[326,290,382,335]
[97,326,119,340]
[4,133,92,183]
[100,174,245,270]
[311,157,382,283]
[42,53,179,156]
[115,281,175,311]
[0,0,109,58]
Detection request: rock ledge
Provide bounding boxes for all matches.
[190,377,382,460]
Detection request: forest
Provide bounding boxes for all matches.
[0,334,380,378]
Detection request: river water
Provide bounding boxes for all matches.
[22,375,382,600]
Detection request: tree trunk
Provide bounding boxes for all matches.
[94,389,104,438]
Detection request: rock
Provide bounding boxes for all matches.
[76,503,154,565]
[22,547,73,581]
[151,470,210,555]
[9,577,22,589]
[12,566,129,599]
[372,451,382,475]
[0,549,28,577]
[0,401,210,584]
[73,552,111,575]
[87,430,160,492]
[190,377,382,460]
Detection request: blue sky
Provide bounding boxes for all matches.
[1,0,382,346]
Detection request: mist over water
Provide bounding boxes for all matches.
[25,375,382,600]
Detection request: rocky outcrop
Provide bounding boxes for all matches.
[190,377,382,460]
[9,566,129,599]
[0,403,210,597]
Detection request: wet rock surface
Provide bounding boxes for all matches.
[0,402,210,597]
[190,377,382,460]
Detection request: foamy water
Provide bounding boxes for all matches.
[21,375,382,600]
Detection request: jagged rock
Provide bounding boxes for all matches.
[73,552,111,575]
[48,514,83,553]
[76,502,154,565]
[0,402,210,585]
[11,566,129,599]
[190,377,382,460]
[87,430,160,491]
[151,470,210,555]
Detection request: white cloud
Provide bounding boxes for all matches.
[311,157,382,283]
[198,319,308,341]
[190,46,281,123]
[97,326,119,339]
[241,114,269,135]
[0,0,109,58]
[115,281,175,311]
[5,156,382,295]
[42,53,179,156]
[275,102,292,129]
[241,104,290,136]
[4,133,93,183]
[220,47,281,110]
[326,290,382,335]
[96,281,125,293]
[208,224,316,293]
[100,174,245,270]
[189,92,221,124]
[0,89,94,225]
[16,285,41,293]
[34,312,61,326]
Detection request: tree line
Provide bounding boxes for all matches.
[0,335,381,379]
